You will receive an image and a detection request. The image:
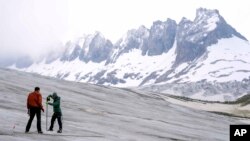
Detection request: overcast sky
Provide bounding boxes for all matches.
[0,0,250,60]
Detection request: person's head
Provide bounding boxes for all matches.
[34,87,40,92]
[52,92,58,99]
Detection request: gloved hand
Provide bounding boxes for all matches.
[41,107,44,112]
[27,109,30,116]
[46,96,50,102]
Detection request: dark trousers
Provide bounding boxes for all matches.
[49,112,62,130]
[25,107,42,132]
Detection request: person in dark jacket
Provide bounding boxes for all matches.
[47,92,62,133]
[25,87,44,134]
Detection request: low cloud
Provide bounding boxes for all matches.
[0,0,68,60]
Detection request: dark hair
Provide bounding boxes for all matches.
[34,87,40,91]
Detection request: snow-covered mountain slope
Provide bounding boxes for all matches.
[140,36,250,101]
[12,43,177,87]
[6,8,250,101]
[10,36,250,86]
[1,68,250,141]
[154,36,250,83]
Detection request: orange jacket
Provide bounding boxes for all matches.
[27,91,43,109]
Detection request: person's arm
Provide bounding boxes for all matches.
[37,94,44,112]
[47,95,52,99]
[48,102,53,106]
[27,94,30,109]
[27,94,30,115]
[47,95,53,106]
[53,99,60,107]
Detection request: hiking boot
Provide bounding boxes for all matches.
[25,131,29,133]
[48,128,53,131]
[38,131,43,134]
[57,129,62,133]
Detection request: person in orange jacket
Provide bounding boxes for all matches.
[25,87,44,134]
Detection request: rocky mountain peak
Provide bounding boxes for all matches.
[60,32,113,63]
[196,8,220,19]
[145,18,177,56]
[174,8,247,66]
